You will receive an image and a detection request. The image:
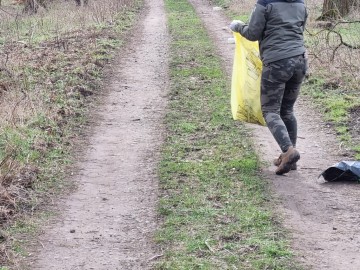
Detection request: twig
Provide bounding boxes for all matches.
[333,20,360,26]
[0,150,15,168]
[339,141,344,151]
[16,40,28,45]
[224,248,236,256]
[0,7,20,16]
[327,29,360,51]
[148,254,163,261]
[0,149,17,183]
[4,247,11,261]
[0,66,13,78]
[204,239,214,253]
[301,167,319,170]
[38,240,45,248]
[10,90,27,126]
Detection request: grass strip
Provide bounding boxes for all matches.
[302,77,360,159]
[156,0,301,269]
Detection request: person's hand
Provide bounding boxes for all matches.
[229,20,244,32]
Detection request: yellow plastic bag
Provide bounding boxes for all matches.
[231,32,266,126]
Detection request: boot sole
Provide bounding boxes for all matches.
[274,158,297,170]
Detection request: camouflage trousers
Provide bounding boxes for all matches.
[261,54,306,153]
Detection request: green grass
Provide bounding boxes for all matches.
[335,22,360,47]
[302,77,360,157]
[157,0,301,269]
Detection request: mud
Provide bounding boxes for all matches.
[188,0,360,269]
[27,0,169,269]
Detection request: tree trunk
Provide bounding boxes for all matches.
[23,0,39,14]
[319,0,351,20]
[355,0,360,8]
[75,0,88,6]
[23,0,48,14]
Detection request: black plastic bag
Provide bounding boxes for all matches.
[321,161,360,182]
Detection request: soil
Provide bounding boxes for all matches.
[25,0,360,269]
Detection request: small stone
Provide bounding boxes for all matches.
[70,229,76,233]
[227,38,235,44]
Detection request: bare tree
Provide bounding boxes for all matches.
[71,0,88,6]
[22,0,47,14]
[21,0,88,14]
[75,0,88,6]
[23,0,40,14]
[319,0,359,20]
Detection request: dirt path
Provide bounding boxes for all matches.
[27,0,169,269]
[189,1,360,269]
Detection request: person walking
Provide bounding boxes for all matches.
[230,0,308,175]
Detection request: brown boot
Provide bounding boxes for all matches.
[273,154,284,167]
[275,147,300,175]
[273,153,297,170]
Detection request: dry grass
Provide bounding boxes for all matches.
[306,7,360,91]
[226,0,254,14]
[0,0,140,267]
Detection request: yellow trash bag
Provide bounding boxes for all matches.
[231,32,266,126]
